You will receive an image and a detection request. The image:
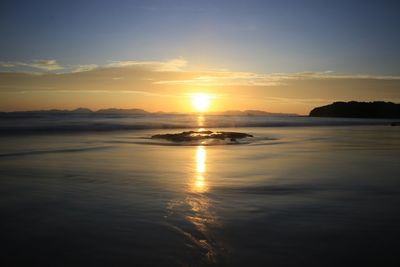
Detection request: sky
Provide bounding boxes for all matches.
[0,0,399,114]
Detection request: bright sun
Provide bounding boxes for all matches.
[191,93,211,112]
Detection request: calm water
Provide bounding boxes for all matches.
[1,115,400,266]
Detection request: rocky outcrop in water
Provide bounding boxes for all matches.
[151,131,253,142]
[309,101,400,118]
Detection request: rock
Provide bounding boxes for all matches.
[151,130,253,142]
[309,101,400,118]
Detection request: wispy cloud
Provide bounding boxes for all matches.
[2,58,399,85]
[1,58,400,94]
[155,70,400,86]
[72,64,98,73]
[268,71,400,81]
[0,58,187,73]
[1,58,400,113]
[106,58,187,72]
[0,59,63,71]
[0,62,16,68]
[154,71,285,86]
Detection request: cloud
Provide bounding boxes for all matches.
[267,71,400,81]
[2,58,399,85]
[1,58,400,97]
[154,70,400,86]
[0,59,63,71]
[106,58,187,71]
[0,62,17,68]
[1,59,400,113]
[72,64,98,73]
[26,60,63,71]
[154,71,285,86]
[0,58,187,74]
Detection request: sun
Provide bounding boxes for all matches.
[191,93,211,112]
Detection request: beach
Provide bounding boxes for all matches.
[1,117,400,266]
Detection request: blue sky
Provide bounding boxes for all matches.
[1,0,400,113]
[1,0,399,74]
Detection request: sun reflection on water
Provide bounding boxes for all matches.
[186,145,218,261]
[192,146,208,192]
[166,145,221,264]
[197,115,204,128]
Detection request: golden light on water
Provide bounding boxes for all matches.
[195,176,205,189]
[194,146,207,192]
[166,145,216,262]
[196,146,206,173]
[191,93,211,112]
[197,115,204,128]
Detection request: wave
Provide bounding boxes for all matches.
[0,146,113,158]
[0,115,394,135]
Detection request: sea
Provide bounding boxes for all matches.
[0,114,399,266]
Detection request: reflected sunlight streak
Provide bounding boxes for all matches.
[193,146,207,193]
[197,115,204,129]
[196,146,206,174]
[165,144,219,263]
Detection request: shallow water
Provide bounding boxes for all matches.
[0,113,394,134]
[1,125,400,266]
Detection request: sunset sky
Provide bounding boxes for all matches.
[1,0,399,114]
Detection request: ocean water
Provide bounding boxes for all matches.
[1,115,400,266]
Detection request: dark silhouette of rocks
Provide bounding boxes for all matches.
[309,101,400,118]
[151,131,253,142]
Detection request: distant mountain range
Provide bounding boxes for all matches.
[0,108,298,116]
[0,108,149,115]
[310,101,400,118]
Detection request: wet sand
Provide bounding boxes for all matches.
[1,126,400,266]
